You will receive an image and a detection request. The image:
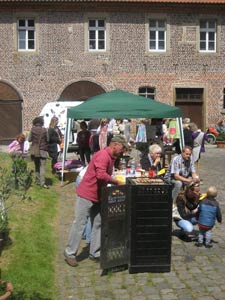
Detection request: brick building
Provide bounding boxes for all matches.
[1,0,225,142]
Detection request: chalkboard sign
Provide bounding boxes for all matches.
[106,188,126,218]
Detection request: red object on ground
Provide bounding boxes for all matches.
[208,127,219,136]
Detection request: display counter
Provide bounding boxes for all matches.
[101,178,172,274]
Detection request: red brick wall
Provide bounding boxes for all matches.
[0,3,225,130]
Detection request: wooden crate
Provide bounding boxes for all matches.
[59,170,79,184]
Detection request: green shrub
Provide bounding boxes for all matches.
[0,158,33,236]
[0,167,11,236]
[11,158,33,191]
[216,131,225,141]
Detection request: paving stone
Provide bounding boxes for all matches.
[146,295,161,300]
[161,293,178,300]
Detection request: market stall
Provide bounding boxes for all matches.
[61,89,183,273]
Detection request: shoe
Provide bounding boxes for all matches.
[89,255,100,262]
[205,244,213,248]
[177,231,192,242]
[187,232,197,241]
[64,252,78,267]
[195,242,203,247]
[187,232,197,238]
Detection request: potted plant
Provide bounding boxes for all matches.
[0,281,13,300]
[216,131,225,148]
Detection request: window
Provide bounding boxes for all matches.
[139,87,155,100]
[18,19,35,51]
[149,19,166,52]
[176,88,203,102]
[88,19,106,51]
[200,20,216,52]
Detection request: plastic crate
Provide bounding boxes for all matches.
[127,178,172,273]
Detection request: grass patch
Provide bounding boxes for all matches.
[0,153,60,300]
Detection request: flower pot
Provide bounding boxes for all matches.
[0,281,13,300]
[0,231,9,256]
[216,141,225,148]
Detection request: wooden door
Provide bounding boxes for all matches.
[175,88,204,130]
[175,102,203,130]
[0,100,22,144]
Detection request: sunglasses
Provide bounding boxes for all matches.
[189,182,200,188]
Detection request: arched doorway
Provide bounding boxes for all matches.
[0,82,23,144]
[58,80,106,101]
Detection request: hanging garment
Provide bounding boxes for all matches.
[135,123,147,143]
[192,131,205,162]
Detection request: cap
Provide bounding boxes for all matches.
[111,135,129,150]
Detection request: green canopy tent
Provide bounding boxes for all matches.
[67,89,182,119]
[62,89,183,181]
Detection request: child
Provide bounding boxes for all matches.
[196,186,222,248]
[8,134,26,157]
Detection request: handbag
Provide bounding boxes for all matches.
[30,144,40,157]
[30,133,41,157]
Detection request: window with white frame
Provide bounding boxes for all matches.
[18,19,35,51]
[149,19,166,52]
[88,19,106,51]
[138,87,155,100]
[199,20,216,52]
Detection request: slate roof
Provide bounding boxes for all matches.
[0,0,225,3]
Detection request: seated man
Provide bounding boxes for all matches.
[164,146,199,202]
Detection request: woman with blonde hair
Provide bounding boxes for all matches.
[140,143,162,172]
[98,118,109,150]
[48,116,62,173]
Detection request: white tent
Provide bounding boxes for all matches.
[39,101,83,134]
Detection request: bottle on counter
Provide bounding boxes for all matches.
[136,162,141,171]
[120,158,127,175]
[130,158,136,176]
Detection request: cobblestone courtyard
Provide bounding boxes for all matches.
[56,144,225,300]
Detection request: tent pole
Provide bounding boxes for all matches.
[61,118,72,186]
[177,118,184,151]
